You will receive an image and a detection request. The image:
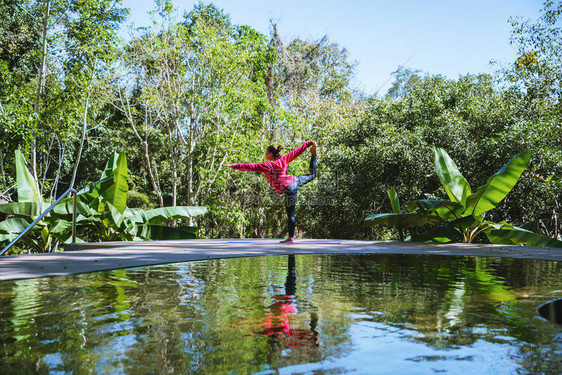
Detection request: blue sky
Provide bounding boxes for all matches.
[120,0,541,95]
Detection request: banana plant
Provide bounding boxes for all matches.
[72,152,207,242]
[0,150,85,252]
[0,151,207,253]
[364,148,562,247]
[364,189,441,241]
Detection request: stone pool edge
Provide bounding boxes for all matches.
[0,239,561,281]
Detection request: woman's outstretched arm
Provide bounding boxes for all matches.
[281,141,314,164]
[224,162,271,173]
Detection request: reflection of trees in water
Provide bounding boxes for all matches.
[0,255,561,373]
[309,254,562,368]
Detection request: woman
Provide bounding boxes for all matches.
[224,141,317,243]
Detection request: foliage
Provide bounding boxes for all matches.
[304,68,561,240]
[74,152,207,242]
[0,0,128,202]
[0,255,560,373]
[0,151,207,254]
[364,148,562,247]
[507,0,562,101]
[113,2,275,212]
[1,1,561,243]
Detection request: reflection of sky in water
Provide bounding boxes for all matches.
[1,254,561,374]
[43,353,65,375]
[280,321,521,375]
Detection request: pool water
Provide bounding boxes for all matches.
[0,254,561,374]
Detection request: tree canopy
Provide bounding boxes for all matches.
[0,0,560,253]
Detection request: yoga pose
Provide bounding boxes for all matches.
[224,141,317,243]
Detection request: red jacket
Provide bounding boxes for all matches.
[230,141,313,194]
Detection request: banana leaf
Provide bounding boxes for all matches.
[0,233,18,242]
[464,150,531,218]
[434,148,472,206]
[60,232,85,244]
[0,217,32,233]
[415,199,465,221]
[388,189,401,213]
[101,152,121,180]
[410,225,461,243]
[363,212,442,228]
[0,201,94,218]
[49,220,73,235]
[519,221,538,232]
[484,230,519,245]
[0,202,51,216]
[134,225,198,240]
[413,199,447,211]
[15,150,41,202]
[123,208,144,218]
[52,201,98,216]
[107,201,125,228]
[447,215,481,233]
[480,221,518,245]
[128,206,208,225]
[100,153,128,213]
[489,228,562,248]
[76,176,113,202]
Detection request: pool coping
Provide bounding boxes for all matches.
[0,239,561,281]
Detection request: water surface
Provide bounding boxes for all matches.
[0,254,561,374]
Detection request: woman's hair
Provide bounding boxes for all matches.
[266,145,284,159]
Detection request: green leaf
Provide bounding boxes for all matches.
[410,225,461,243]
[15,150,41,202]
[387,189,400,213]
[464,150,531,217]
[489,228,562,248]
[415,199,465,221]
[0,217,32,233]
[363,212,442,228]
[434,148,472,206]
[0,202,51,217]
[60,233,85,244]
[134,225,198,240]
[128,206,208,225]
[107,201,124,228]
[100,153,128,213]
[484,229,519,245]
[0,233,18,243]
[447,215,481,234]
[123,208,144,218]
[52,201,97,216]
[519,221,538,232]
[76,176,113,202]
[100,152,120,180]
[49,220,73,235]
[0,201,94,220]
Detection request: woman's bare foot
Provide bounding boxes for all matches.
[280,238,294,243]
[310,142,317,154]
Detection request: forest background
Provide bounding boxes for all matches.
[0,0,560,247]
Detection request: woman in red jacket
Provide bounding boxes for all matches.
[224,141,317,243]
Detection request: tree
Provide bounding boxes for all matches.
[0,0,127,203]
[113,3,275,210]
[507,0,562,103]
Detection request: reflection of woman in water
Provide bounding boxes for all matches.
[224,142,317,243]
[257,255,319,353]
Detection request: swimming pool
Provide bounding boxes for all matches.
[0,254,560,374]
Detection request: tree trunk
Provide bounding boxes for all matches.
[32,0,51,190]
[187,114,195,207]
[70,76,93,189]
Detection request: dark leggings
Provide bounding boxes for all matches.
[283,154,317,238]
